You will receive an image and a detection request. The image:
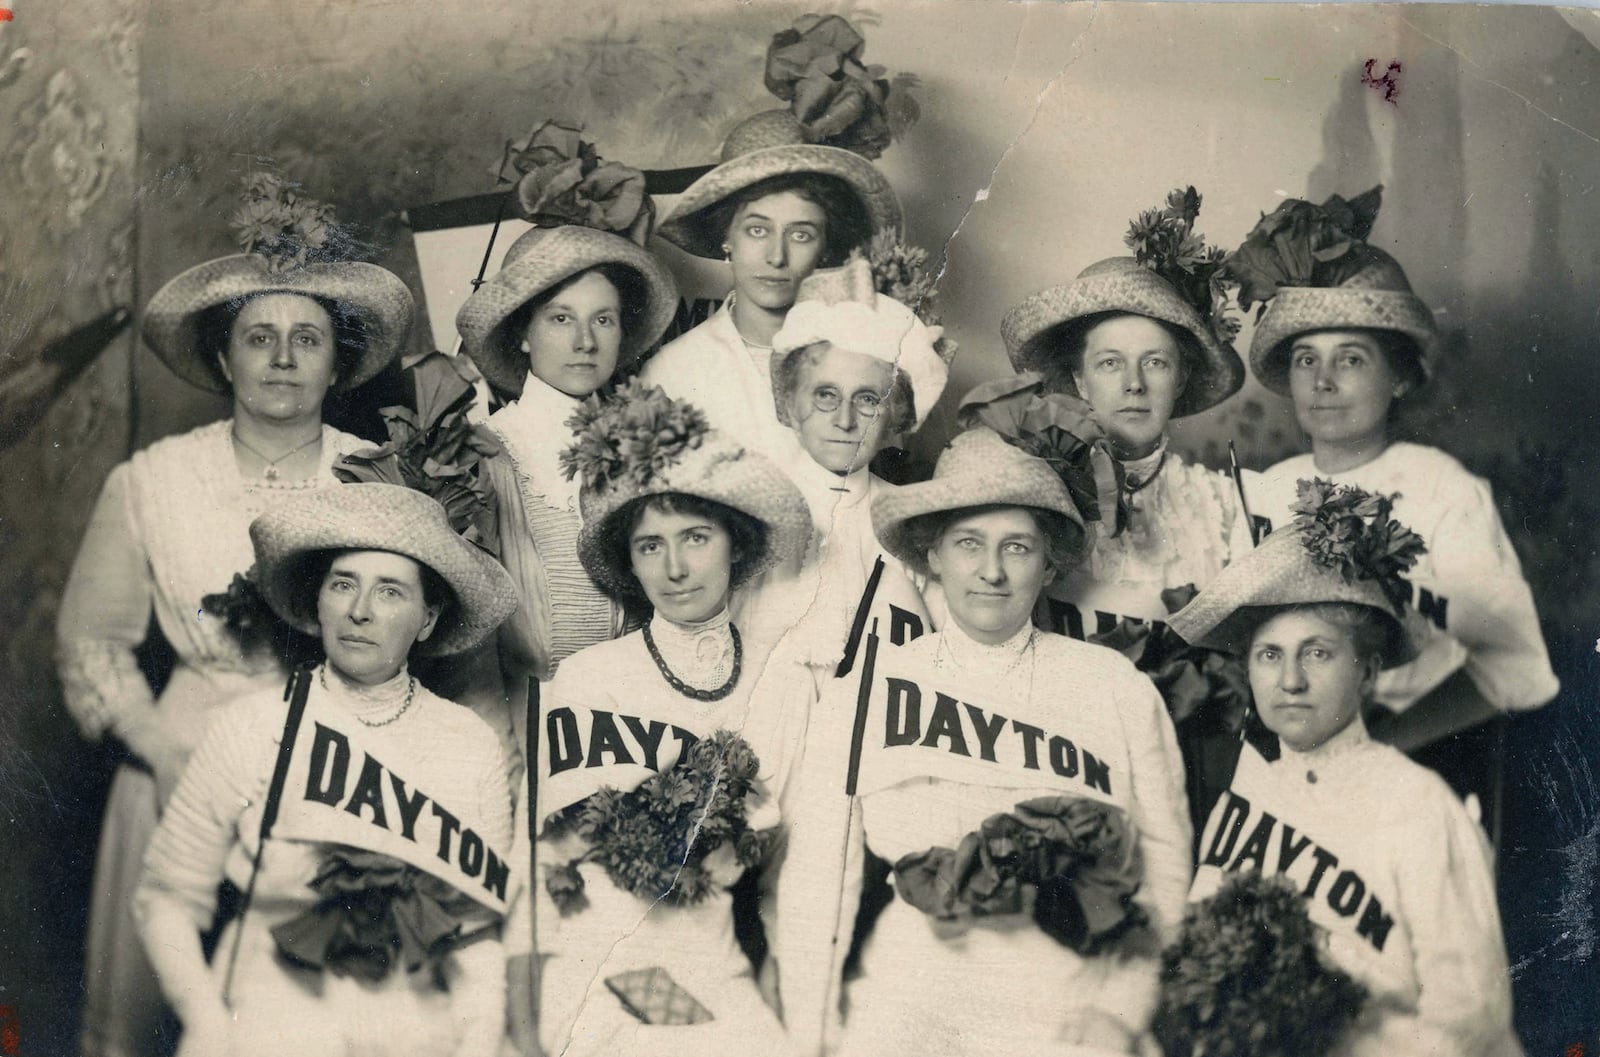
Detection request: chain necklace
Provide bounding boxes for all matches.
[642,621,743,702]
[320,665,416,727]
[231,427,322,482]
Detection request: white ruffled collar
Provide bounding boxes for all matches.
[648,608,737,692]
[1118,436,1169,491]
[489,376,584,511]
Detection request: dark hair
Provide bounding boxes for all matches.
[704,172,872,268]
[1034,310,1199,399]
[502,262,650,361]
[901,503,1084,579]
[598,492,769,611]
[293,547,455,646]
[198,292,371,393]
[771,343,917,435]
[1244,601,1395,669]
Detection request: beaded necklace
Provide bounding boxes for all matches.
[642,621,744,702]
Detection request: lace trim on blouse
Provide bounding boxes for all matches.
[1087,443,1242,593]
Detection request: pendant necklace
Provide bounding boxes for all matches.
[644,621,743,702]
[232,428,321,481]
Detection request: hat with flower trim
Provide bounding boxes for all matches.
[562,379,812,601]
[1168,478,1426,667]
[142,173,413,394]
[1223,185,1437,396]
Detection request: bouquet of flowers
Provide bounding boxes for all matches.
[543,730,772,914]
[1152,871,1368,1057]
[559,377,710,494]
[1125,185,1240,348]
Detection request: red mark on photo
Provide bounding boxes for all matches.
[1566,1044,1587,1057]
[0,10,13,21]
[1362,59,1402,104]
[0,1005,18,1057]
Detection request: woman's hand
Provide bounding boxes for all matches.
[505,953,542,1056]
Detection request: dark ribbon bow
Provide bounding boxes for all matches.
[892,795,1147,955]
[271,848,479,982]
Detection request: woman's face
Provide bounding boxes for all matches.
[629,504,736,625]
[1247,608,1377,753]
[220,293,340,425]
[316,550,441,686]
[788,345,897,474]
[1071,314,1186,460]
[1286,330,1408,452]
[523,270,624,398]
[725,191,828,313]
[927,507,1056,645]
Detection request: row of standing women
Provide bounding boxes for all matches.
[56,17,1556,1057]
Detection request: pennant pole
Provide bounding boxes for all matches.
[1228,440,1261,547]
[221,664,314,1007]
[834,557,886,679]
[844,620,881,797]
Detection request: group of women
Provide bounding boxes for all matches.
[56,36,1558,1057]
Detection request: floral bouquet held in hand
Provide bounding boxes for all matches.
[543,730,774,915]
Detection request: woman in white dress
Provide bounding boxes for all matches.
[641,15,907,460]
[523,383,810,1057]
[1229,186,1558,748]
[823,426,1193,1057]
[1169,481,1522,1055]
[56,175,412,1057]
[135,483,519,1057]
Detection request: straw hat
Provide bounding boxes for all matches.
[566,380,812,600]
[771,256,948,430]
[656,110,903,260]
[1248,247,1437,397]
[1168,484,1424,667]
[455,224,679,397]
[250,483,518,656]
[142,255,413,395]
[1001,257,1245,419]
[871,427,1088,576]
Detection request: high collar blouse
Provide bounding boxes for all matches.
[1189,717,1520,1056]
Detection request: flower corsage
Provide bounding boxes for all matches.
[543,730,774,915]
[1152,871,1368,1057]
[892,795,1147,955]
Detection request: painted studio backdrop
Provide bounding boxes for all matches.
[2,0,1598,1053]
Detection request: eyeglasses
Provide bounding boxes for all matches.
[809,385,887,419]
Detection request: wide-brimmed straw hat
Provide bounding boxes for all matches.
[143,259,412,394]
[1168,482,1424,667]
[771,256,948,430]
[1248,247,1437,397]
[455,224,679,396]
[250,483,518,656]
[1001,257,1245,419]
[656,110,903,260]
[565,380,812,601]
[142,174,413,394]
[871,426,1088,576]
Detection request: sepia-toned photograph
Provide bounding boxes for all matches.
[2,1,1597,1054]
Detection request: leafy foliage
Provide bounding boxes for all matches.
[1153,871,1368,1057]
[334,352,503,552]
[230,172,359,273]
[862,230,957,362]
[543,730,771,914]
[1124,185,1240,346]
[1290,478,1427,614]
[558,378,709,494]
[1223,186,1385,314]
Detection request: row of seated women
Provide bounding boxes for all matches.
[57,80,1554,1057]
